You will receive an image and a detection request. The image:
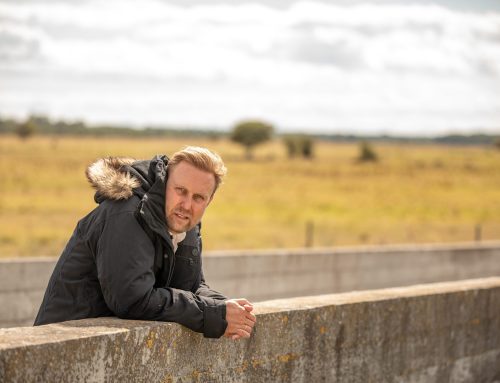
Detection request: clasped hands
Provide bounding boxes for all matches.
[224,298,256,340]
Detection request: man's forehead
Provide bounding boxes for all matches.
[168,162,215,193]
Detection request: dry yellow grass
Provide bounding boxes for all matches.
[0,134,499,257]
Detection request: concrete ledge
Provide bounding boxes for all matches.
[1,277,499,382]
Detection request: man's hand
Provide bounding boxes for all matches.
[224,298,256,340]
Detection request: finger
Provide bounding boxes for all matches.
[225,329,241,338]
[228,301,246,313]
[232,334,240,340]
[240,324,253,334]
[235,298,251,306]
[245,318,256,328]
[236,328,251,339]
[243,304,254,312]
[245,312,257,322]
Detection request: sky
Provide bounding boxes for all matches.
[0,0,499,136]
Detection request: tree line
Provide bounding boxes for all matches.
[0,115,317,159]
[1,114,499,160]
[0,115,224,139]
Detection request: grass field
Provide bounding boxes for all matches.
[0,134,499,257]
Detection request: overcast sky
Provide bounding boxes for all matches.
[1,0,499,135]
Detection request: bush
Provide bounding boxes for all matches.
[283,135,314,159]
[16,120,37,140]
[300,137,314,158]
[358,141,378,162]
[494,138,500,150]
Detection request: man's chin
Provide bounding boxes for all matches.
[168,218,192,233]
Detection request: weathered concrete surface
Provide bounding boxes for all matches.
[1,278,499,383]
[2,241,500,327]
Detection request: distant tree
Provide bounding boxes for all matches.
[358,141,378,162]
[283,135,314,159]
[231,120,274,160]
[16,119,37,140]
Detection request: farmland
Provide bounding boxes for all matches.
[0,134,499,257]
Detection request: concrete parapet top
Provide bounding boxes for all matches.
[255,277,500,313]
[1,277,499,351]
[1,277,500,382]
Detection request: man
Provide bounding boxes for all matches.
[35,146,256,340]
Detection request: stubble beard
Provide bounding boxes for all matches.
[167,210,192,233]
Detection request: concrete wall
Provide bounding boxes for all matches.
[1,277,499,383]
[205,241,500,300]
[1,241,500,328]
[0,257,57,328]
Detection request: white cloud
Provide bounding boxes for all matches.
[0,0,499,134]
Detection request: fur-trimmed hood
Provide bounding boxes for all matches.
[86,157,141,201]
[85,155,168,203]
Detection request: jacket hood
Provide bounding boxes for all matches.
[86,157,140,201]
[86,154,177,253]
[86,155,168,203]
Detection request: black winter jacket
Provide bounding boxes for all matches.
[34,155,228,338]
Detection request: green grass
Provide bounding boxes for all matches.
[0,134,499,257]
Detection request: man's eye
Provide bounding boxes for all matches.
[194,195,204,203]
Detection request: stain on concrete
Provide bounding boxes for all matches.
[334,322,346,382]
[277,353,299,363]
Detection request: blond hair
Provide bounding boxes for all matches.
[168,146,227,194]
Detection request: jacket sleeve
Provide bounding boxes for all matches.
[95,209,227,338]
[195,270,228,301]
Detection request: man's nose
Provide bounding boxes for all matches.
[180,195,192,211]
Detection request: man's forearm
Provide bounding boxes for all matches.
[195,281,228,301]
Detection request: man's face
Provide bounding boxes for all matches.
[165,161,215,234]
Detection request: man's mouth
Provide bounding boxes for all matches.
[174,212,189,220]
